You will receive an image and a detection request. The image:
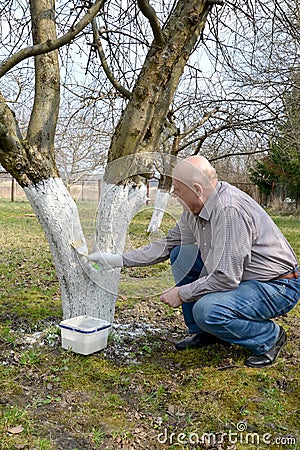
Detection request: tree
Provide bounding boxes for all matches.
[1,0,299,323]
[147,0,300,229]
[0,0,216,322]
[250,66,300,206]
[136,0,300,228]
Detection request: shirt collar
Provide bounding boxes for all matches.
[198,182,222,221]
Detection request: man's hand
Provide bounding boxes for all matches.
[87,252,123,268]
[160,286,183,308]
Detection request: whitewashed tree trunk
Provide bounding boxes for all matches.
[147,189,171,233]
[95,181,147,252]
[1,0,213,325]
[24,177,146,322]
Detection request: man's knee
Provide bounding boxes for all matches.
[170,244,201,265]
[192,298,216,328]
[170,245,181,264]
[192,295,232,329]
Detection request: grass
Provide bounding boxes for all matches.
[0,198,299,450]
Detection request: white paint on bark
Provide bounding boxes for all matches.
[96,181,147,252]
[147,189,171,233]
[93,181,147,321]
[24,177,147,323]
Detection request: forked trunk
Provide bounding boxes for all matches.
[24,177,146,322]
[1,0,212,323]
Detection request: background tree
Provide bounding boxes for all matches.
[55,101,110,187]
[250,76,300,206]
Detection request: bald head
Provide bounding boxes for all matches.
[171,156,218,214]
[172,156,218,192]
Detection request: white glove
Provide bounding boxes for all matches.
[87,251,123,268]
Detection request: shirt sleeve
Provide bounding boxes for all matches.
[179,206,254,302]
[122,212,196,267]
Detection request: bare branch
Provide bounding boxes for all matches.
[210,149,266,162]
[180,108,219,138]
[207,0,224,5]
[91,19,131,99]
[137,0,165,46]
[0,0,105,78]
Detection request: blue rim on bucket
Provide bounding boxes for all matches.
[59,323,111,334]
[59,315,111,334]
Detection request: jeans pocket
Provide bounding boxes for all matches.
[273,280,300,316]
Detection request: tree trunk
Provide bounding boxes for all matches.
[24,176,146,322]
[24,178,106,319]
[0,0,212,322]
[147,175,173,233]
[108,1,211,163]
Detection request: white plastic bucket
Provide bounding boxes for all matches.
[59,315,111,355]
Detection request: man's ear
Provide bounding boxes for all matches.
[194,183,203,198]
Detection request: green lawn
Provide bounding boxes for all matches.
[0,199,299,450]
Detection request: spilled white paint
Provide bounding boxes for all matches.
[24,177,147,323]
[147,189,171,233]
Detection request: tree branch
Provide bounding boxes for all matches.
[27,0,60,150]
[207,0,224,5]
[0,93,23,152]
[137,0,165,46]
[210,149,266,162]
[0,0,105,77]
[180,108,219,138]
[0,92,59,186]
[91,19,131,99]
[174,114,278,156]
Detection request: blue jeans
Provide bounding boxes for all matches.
[170,245,300,354]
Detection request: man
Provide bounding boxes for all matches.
[88,156,299,368]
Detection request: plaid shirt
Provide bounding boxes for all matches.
[123,182,298,302]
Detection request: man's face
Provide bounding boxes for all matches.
[172,179,203,215]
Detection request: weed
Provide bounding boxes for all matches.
[20,349,41,366]
[31,395,62,408]
[37,439,54,450]
[141,343,153,356]
[92,428,106,445]
[196,374,205,388]
[44,325,61,346]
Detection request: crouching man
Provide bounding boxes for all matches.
[88,156,299,368]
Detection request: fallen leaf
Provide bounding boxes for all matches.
[7,425,24,434]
